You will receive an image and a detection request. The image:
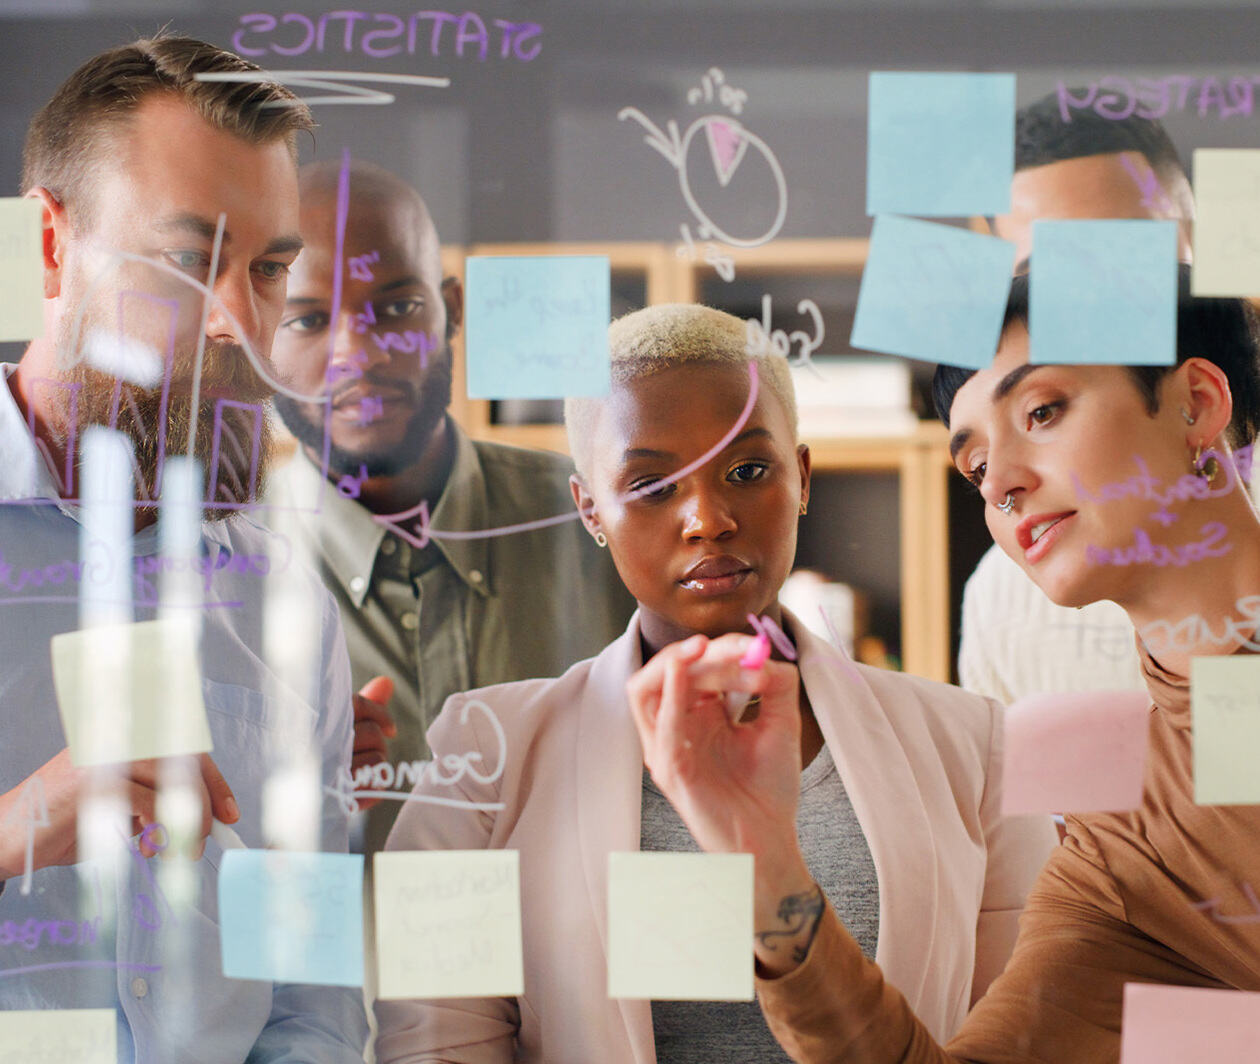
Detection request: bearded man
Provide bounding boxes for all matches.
[0,35,367,1061]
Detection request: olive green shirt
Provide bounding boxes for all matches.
[266,421,634,855]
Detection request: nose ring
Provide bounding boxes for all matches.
[997,493,1015,515]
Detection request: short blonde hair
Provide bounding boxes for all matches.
[565,303,798,481]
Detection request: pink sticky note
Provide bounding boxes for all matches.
[1001,689,1150,816]
[1121,983,1260,1063]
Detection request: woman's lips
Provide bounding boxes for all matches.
[1018,512,1075,564]
[679,556,753,595]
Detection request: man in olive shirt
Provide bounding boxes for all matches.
[266,160,633,854]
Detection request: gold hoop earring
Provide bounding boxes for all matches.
[594,531,608,548]
[799,500,808,516]
[1193,443,1222,484]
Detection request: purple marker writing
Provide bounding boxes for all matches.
[231,11,543,62]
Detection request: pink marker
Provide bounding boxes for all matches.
[729,632,772,722]
[739,631,771,670]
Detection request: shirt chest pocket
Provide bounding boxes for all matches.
[200,679,319,822]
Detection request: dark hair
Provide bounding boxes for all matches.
[932,266,1260,449]
[22,35,314,225]
[1014,90,1186,180]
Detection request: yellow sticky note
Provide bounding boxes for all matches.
[1192,149,1260,297]
[607,852,753,1001]
[1122,983,1260,1063]
[374,850,523,999]
[50,616,212,767]
[1192,656,1260,804]
[0,1008,116,1062]
[0,197,44,341]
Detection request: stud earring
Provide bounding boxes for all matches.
[1181,408,1197,425]
[997,493,1016,515]
[594,531,608,548]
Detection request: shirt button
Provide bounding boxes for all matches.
[131,977,148,998]
[349,576,366,594]
[380,539,396,557]
[401,611,419,631]
[468,569,484,584]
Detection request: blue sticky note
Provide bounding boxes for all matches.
[1030,220,1177,366]
[867,72,1015,217]
[465,255,611,399]
[851,215,1015,369]
[219,850,364,986]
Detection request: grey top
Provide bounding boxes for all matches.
[640,742,879,1063]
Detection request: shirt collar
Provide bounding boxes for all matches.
[0,362,73,512]
[283,419,492,606]
[1137,630,1258,732]
[283,447,387,607]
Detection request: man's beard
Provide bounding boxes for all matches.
[272,346,453,481]
[53,341,276,515]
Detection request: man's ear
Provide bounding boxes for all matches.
[570,472,602,539]
[441,275,463,337]
[27,187,70,301]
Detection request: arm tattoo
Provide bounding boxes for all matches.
[755,885,825,963]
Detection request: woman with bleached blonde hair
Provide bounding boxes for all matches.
[376,303,1055,1064]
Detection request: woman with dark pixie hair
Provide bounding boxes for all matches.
[376,304,1054,1064]
[635,273,1260,1063]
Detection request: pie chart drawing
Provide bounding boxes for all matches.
[679,114,787,249]
[705,118,750,187]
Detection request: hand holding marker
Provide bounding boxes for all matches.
[728,630,772,722]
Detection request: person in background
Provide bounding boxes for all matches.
[266,160,634,855]
[0,36,366,1061]
[634,273,1260,1062]
[375,304,1055,1063]
[961,94,1197,704]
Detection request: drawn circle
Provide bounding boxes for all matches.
[678,115,788,249]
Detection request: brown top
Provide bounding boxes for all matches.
[756,639,1260,1063]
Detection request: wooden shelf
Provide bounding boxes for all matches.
[671,238,868,302]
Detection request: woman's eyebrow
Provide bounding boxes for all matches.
[728,427,772,447]
[948,428,972,462]
[621,447,674,462]
[949,365,1050,460]
[992,363,1045,404]
[620,427,773,465]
